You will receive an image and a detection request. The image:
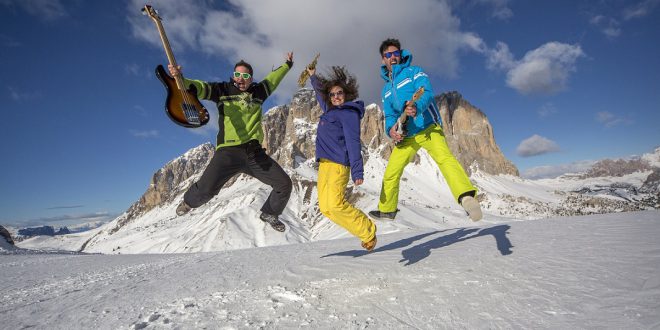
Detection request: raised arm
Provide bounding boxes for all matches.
[309,73,329,113]
[260,51,294,97]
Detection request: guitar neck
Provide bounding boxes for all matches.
[153,18,186,91]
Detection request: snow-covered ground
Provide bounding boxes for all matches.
[2,210,659,329]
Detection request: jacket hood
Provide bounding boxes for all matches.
[380,49,413,82]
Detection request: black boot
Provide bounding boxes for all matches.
[260,212,286,232]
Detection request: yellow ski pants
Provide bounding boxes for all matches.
[378,125,476,212]
[318,159,376,243]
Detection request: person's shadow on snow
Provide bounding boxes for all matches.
[320,225,512,266]
[400,225,512,266]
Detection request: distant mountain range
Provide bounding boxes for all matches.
[15,90,659,254]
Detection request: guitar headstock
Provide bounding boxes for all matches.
[411,86,425,102]
[141,5,161,22]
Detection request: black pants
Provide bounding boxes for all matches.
[184,140,292,216]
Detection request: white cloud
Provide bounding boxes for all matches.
[505,42,584,95]
[516,134,561,157]
[128,0,485,105]
[623,0,660,20]
[596,111,633,128]
[485,41,515,71]
[484,41,584,95]
[0,0,68,21]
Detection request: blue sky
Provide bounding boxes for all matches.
[1,0,659,227]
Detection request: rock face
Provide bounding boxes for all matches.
[112,89,517,230]
[581,158,652,179]
[262,89,321,168]
[0,225,14,245]
[437,91,519,176]
[263,89,516,176]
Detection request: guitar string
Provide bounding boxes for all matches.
[152,7,203,125]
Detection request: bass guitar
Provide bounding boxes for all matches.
[142,5,209,128]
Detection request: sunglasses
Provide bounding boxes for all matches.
[329,90,344,98]
[383,50,401,59]
[233,71,252,79]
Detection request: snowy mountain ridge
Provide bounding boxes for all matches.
[15,92,659,254]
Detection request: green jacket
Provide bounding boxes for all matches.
[184,61,291,148]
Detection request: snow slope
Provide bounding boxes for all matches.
[3,210,659,329]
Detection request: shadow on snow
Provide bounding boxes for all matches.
[321,225,513,266]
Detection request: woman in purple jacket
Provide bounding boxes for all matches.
[306,65,377,251]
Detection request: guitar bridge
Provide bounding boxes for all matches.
[181,103,201,125]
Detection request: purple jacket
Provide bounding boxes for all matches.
[310,75,364,181]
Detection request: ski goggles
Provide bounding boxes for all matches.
[233,71,252,79]
[383,50,401,59]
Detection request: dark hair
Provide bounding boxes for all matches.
[234,60,253,76]
[315,66,359,107]
[379,38,401,55]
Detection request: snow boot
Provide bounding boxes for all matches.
[460,196,482,221]
[260,212,286,232]
[368,209,398,220]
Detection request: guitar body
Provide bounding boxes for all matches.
[155,65,210,128]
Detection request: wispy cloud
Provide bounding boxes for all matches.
[125,63,141,76]
[589,15,621,38]
[474,0,513,20]
[130,129,159,138]
[133,105,148,117]
[0,34,21,47]
[537,102,558,117]
[0,0,68,21]
[45,205,84,210]
[516,134,561,157]
[623,0,660,20]
[522,160,596,179]
[596,111,633,128]
[8,86,41,101]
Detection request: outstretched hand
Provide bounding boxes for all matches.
[286,51,293,63]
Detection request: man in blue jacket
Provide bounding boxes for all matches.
[369,38,482,221]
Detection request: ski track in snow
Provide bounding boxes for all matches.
[2,211,660,329]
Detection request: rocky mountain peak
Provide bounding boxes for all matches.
[109,89,517,233]
[437,91,519,176]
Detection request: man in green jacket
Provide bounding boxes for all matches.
[169,52,294,232]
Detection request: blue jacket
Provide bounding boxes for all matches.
[380,49,442,138]
[310,75,364,181]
